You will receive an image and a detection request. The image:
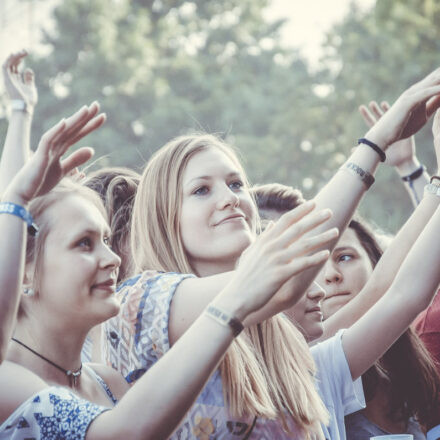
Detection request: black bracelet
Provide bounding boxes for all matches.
[402,165,426,182]
[358,138,386,162]
[430,175,440,185]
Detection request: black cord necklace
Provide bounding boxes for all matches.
[11,337,82,387]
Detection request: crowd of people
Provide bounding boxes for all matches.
[1,49,440,440]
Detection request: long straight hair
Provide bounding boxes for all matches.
[131,134,329,438]
[349,218,440,430]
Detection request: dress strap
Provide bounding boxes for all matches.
[84,364,118,405]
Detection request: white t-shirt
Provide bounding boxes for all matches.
[312,329,366,440]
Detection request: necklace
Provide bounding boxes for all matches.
[11,337,82,387]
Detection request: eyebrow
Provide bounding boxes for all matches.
[70,226,111,241]
[333,246,358,253]
[186,172,242,186]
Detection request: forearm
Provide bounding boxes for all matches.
[0,192,27,362]
[0,111,32,194]
[321,189,440,341]
[88,312,234,440]
[282,143,381,304]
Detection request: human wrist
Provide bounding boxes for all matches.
[396,157,422,177]
[211,286,249,323]
[10,100,34,117]
[363,128,388,152]
[1,190,29,207]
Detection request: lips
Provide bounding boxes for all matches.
[306,306,322,313]
[324,291,351,301]
[214,213,246,226]
[92,279,116,292]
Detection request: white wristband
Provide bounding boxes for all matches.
[11,100,32,115]
[424,183,440,198]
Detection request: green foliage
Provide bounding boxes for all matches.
[2,0,440,232]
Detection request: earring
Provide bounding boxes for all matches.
[23,287,34,295]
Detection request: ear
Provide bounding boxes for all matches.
[22,263,35,295]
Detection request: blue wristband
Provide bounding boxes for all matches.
[0,202,38,236]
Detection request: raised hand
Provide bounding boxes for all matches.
[5,103,106,204]
[359,101,416,169]
[365,68,440,148]
[2,50,38,110]
[219,201,338,318]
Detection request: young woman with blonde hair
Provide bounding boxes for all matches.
[103,67,440,439]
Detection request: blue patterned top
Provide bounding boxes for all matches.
[0,386,109,439]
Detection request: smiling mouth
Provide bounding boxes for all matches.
[324,292,351,301]
[215,215,246,226]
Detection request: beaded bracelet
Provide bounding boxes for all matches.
[358,138,386,162]
[0,202,38,236]
[205,305,244,337]
[340,162,375,189]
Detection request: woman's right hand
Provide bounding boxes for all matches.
[3,103,106,205]
[215,201,338,321]
[364,68,440,148]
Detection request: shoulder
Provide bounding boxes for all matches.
[86,363,129,401]
[0,360,48,424]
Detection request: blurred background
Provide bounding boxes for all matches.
[1,0,439,232]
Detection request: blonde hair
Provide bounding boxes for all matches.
[131,134,329,437]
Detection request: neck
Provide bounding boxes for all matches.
[192,255,239,277]
[8,314,89,387]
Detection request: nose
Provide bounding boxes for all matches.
[322,260,342,284]
[216,184,239,210]
[307,282,326,302]
[101,243,122,271]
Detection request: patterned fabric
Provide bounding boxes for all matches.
[83,365,118,405]
[0,387,108,439]
[102,271,303,440]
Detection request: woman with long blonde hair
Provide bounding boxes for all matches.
[103,69,440,439]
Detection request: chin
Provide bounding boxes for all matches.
[94,300,120,324]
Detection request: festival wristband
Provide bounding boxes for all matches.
[0,202,38,236]
[340,162,375,189]
[205,305,244,337]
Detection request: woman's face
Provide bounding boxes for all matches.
[316,227,374,319]
[35,194,121,328]
[180,147,257,276]
[287,282,325,342]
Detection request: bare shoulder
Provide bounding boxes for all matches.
[0,360,48,423]
[86,363,129,401]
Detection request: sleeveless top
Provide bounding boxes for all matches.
[103,271,365,440]
[0,365,117,439]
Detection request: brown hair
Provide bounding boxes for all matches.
[349,219,440,429]
[254,181,440,429]
[131,134,328,438]
[84,167,140,282]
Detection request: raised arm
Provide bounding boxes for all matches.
[360,100,429,206]
[343,176,440,380]
[169,67,440,342]
[0,51,37,194]
[319,108,440,341]
[0,105,104,362]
